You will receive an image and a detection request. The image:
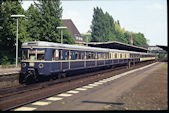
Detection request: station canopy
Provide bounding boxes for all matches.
[86,41,148,53]
[156,45,168,52]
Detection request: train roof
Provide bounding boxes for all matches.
[22,41,153,55]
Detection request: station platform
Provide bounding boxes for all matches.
[13,62,167,111]
[0,67,20,76]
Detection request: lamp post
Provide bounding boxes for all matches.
[57,26,67,44]
[11,15,25,67]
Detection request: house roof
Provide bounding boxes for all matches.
[62,19,85,43]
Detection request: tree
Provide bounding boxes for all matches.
[31,0,74,43]
[0,0,27,64]
[91,7,149,46]
[114,21,128,43]
[25,4,42,41]
[91,7,105,42]
[91,7,116,42]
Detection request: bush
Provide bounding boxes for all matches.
[0,56,11,66]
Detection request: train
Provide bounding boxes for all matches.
[19,41,156,83]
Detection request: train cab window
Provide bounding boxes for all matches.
[22,49,45,61]
[29,50,36,60]
[22,50,28,60]
[37,50,45,60]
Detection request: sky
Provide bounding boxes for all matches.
[22,0,167,46]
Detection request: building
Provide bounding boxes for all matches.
[62,19,85,44]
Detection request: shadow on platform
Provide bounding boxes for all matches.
[82,100,124,105]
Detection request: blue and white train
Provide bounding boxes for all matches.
[20,41,156,83]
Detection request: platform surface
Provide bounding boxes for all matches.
[0,67,20,75]
[13,62,167,111]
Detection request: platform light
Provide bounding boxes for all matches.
[57,26,67,44]
[11,14,25,67]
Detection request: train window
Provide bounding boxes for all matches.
[120,54,122,58]
[97,52,104,59]
[29,50,36,60]
[65,51,69,60]
[101,53,104,59]
[53,50,58,60]
[69,50,72,60]
[85,52,87,60]
[59,50,62,60]
[95,52,97,59]
[79,52,83,59]
[22,50,28,60]
[97,53,101,59]
[75,51,81,60]
[105,53,109,59]
[52,49,62,60]
[91,52,95,59]
[37,50,45,60]
[115,53,117,58]
[90,52,93,59]
[111,53,113,59]
[87,52,95,59]
[88,52,91,59]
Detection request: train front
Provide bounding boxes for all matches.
[20,41,51,84]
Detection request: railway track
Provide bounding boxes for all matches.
[0,61,154,111]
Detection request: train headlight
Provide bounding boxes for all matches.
[38,63,44,68]
[22,63,26,68]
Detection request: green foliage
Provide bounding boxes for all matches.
[25,0,74,43]
[62,29,75,44]
[81,33,92,42]
[0,1,26,50]
[33,0,62,42]
[0,0,74,65]
[0,50,15,65]
[25,4,41,41]
[91,7,116,42]
[0,0,27,65]
[90,7,149,46]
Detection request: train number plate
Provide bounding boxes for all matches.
[29,62,34,67]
